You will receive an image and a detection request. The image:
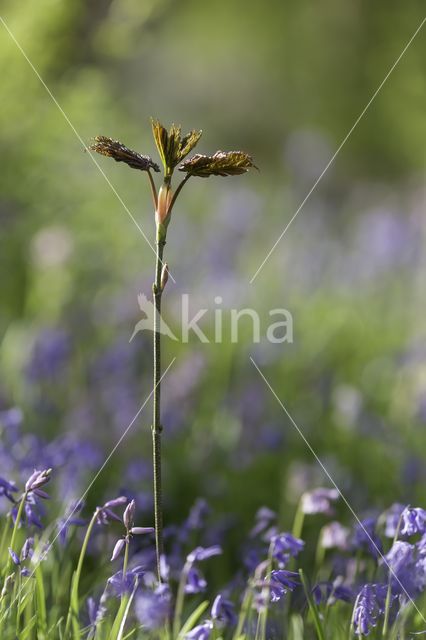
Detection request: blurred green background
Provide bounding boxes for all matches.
[0,0,425,538]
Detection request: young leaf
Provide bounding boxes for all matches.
[89,136,160,173]
[151,119,202,173]
[179,151,256,177]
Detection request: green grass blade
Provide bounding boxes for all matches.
[35,564,47,638]
[177,600,209,638]
[299,569,326,640]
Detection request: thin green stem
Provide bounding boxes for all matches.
[168,174,190,214]
[382,514,403,636]
[64,509,98,638]
[173,560,190,638]
[147,170,158,209]
[122,538,129,583]
[6,491,27,575]
[152,236,165,581]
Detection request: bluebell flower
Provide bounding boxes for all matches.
[312,579,353,606]
[382,503,405,538]
[271,533,304,566]
[353,517,383,559]
[385,539,426,598]
[57,501,86,545]
[400,507,426,536]
[96,496,127,525]
[186,498,210,530]
[243,547,263,573]
[0,477,18,503]
[22,496,44,529]
[107,565,145,597]
[20,537,34,561]
[301,488,339,515]
[135,584,171,630]
[352,584,388,636]
[87,597,98,626]
[185,566,207,594]
[25,469,52,496]
[250,507,277,538]
[211,594,236,627]
[185,620,213,639]
[8,547,20,565]
[187,545,222,564]
[268,570,299,603]
[320,521,349,550]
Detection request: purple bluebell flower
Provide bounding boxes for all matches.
[185,620,213,640]
[25,469,51,495]
[382,503,405,538]
[353,517,383,559]
[57,501,86,545]
[320,521,349,550]
[8,547,20,565]
[250,507,277,538]
[135,584,171,630]
[312,579,353,606]
[243,548,263,572]
[20,568,32,577]
[385,540,426,598]
[271,533,304,566]
[87,597,98,625]
[352,583,388,636]
[186,498,210,530]
[160,555,170,581]
[0,477,18,503]
[301,487,339,515]
[96,496,127,525]
[400,507,426,536]
[23,496,44,529]
[187,545,222,564]
[108,565,145,597]
[185,566,207,594]
[211,594,236,627]
[267,570,300,603]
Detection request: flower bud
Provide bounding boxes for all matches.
[8,547,20,566]
[130,527,155,535]
[155,184,173,227]
[111,538,125,562]
[123,499,136,530]
[1,574,15,599]
[160,263,169,291]
[102,496,127,509]
[25,469,52,493]
[21,538,34,561]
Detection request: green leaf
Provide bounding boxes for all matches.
[299,569,326,640]
[289,613,305,640]
[177,600,209,638]
[151,118,202,173]
[35,563,47,637]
